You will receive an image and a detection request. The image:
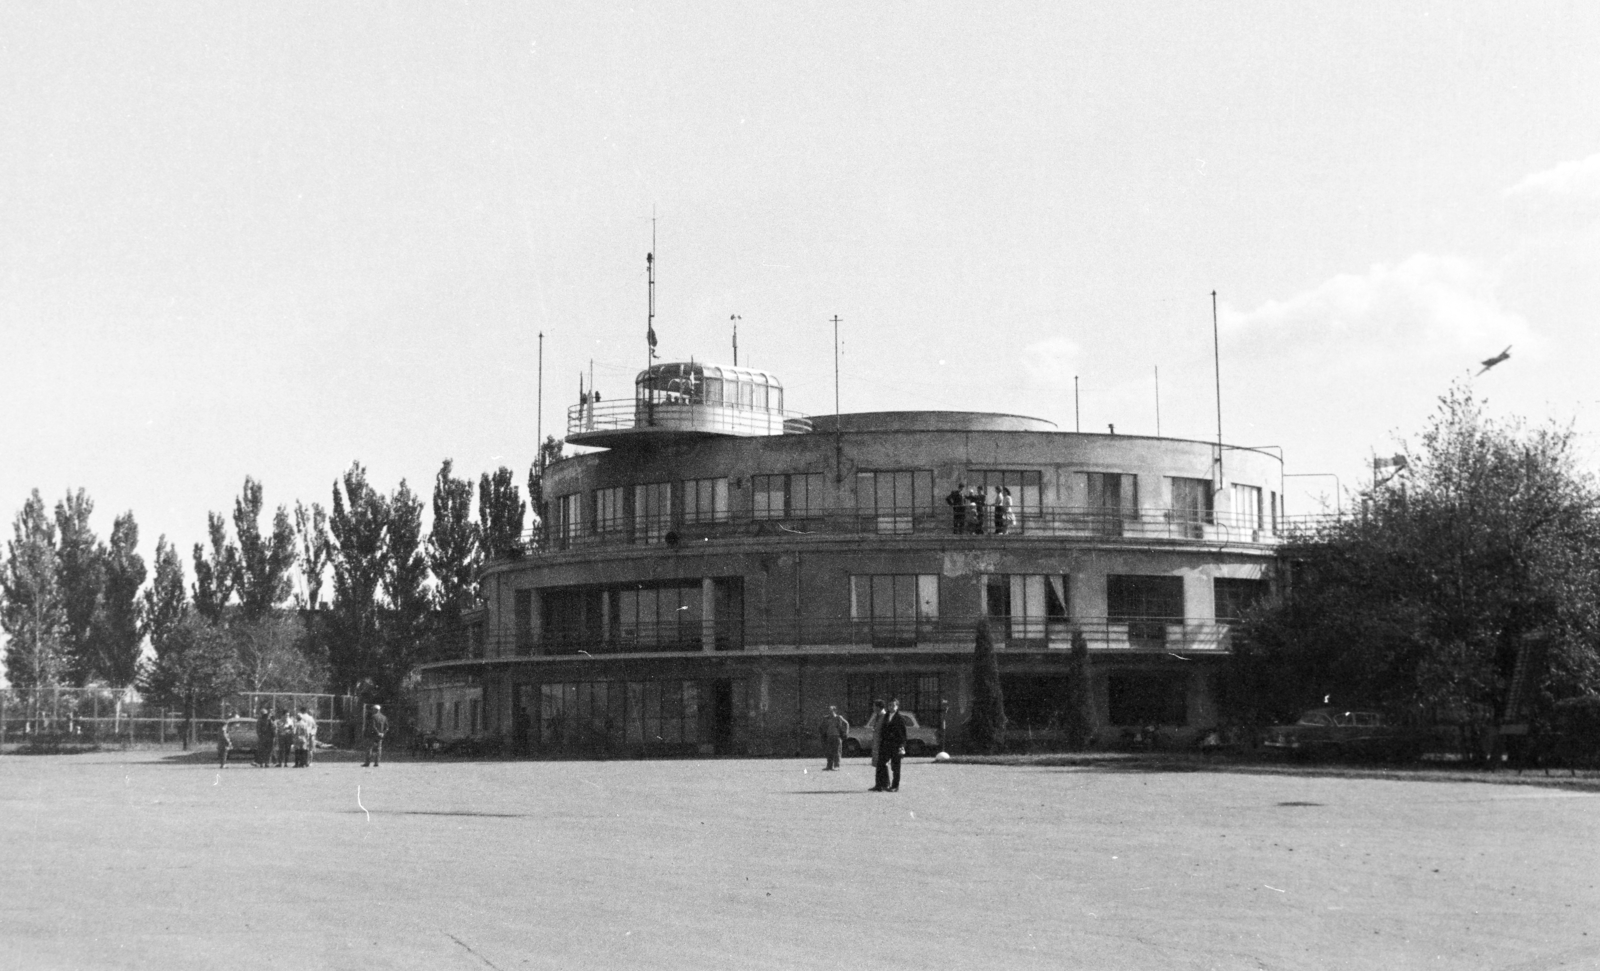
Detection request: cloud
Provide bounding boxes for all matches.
[1222,253,1531,366]
[1020,336,1081,389]
[1505,152,1600,202]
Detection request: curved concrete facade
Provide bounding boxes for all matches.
[419,403,1284,758]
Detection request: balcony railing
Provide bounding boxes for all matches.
[431,616,1237,662]
[522,505,1282,556]
[567,398,814,439]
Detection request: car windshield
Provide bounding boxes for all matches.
[1297,712,1336,727]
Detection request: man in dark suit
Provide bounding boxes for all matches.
[877,698,909,792]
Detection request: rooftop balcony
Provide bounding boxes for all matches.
[567,361,812,447]
[515,505,1283,558]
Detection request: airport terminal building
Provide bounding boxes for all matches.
[415,360,1284,757]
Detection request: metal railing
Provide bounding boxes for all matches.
[567,398,814,438]
[426,616,1238,663]
[525,505,1285,556]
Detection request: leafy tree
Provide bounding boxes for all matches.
[233,477,297,620]
[479,466,525,560]
[191,512,237,622]
[293,500,331,610]
[381,478,432,678]
[232,612,327,694]
[968,620,1007,752]
[142,536,188,658]
[1231,382,1600,733]
[1065,630,1092,750]
[327,462,389,696]
[54,489,105,684]
[1,490,65,688]
[141,613,241,743]
[429,459,480,653]
[87,512,145,686]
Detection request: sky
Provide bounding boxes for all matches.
[3,1,1600,582]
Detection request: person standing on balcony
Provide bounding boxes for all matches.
[818,705,849,770]
[996,486,1014,534]
[946,485,967,534]
[963,486,983,535]
[878,698,909,792]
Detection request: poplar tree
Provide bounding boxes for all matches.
[89,512,146,686]
[1,490,65,688]
[142,536,188,658]
[327,462,389,696]
[969,620,1008,753]
[293,500,331,610]
[232,477,297,620]
[54,489,105,684]
[191,512,237,622]
[478,466,525,560]
[429,459,480,654]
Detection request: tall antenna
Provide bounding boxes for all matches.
[645,217,658,369]
[1074,376,1080,433]
[536,331,544,473]
[731,314,741,366]
[1212,290,1224,492]
[832,315,843,483]
[1154,365,1161,437]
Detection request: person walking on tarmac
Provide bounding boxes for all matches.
[878,698,910,792]
[363,705,389,767]
[818,705,849,770]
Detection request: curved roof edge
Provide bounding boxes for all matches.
[808,411,1059,434]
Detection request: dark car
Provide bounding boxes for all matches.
[222,717,259,761]
[844,712,941,757]
[1262,708,1428,762]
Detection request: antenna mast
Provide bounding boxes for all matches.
[1212,290,1224,493]
[536,331,544,473]
[645,217,659,370]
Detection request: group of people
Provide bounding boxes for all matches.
[215,704,389,768]
[816,697,913,792]
[946,483,1016,535]
[247,706,320,768]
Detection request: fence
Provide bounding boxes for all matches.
[0,687,358,750]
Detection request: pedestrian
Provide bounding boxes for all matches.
[945,484,967,534]
[878,698,909,792]
[818,705,849,770]
[254,706,273,767]
[996,486,1014,534]
[867,699,889,791]
[363,704,389,767]
[274,709,293,767]
[291,710,309,767]
[299,707,318,766]
[216,720,232,769]
[965,486,984,535]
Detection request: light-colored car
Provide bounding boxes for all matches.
[843,712,941,757]
[222,717,259,761]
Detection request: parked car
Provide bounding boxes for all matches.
[843,712,941,757]
[1262,708,1430,762]
[222,717,259,761]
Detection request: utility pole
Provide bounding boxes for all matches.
[832,315,843,483]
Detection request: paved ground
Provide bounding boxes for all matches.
[1,749,1598,971]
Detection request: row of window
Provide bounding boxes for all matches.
[550,469,1279,543]
[517,573,1267,651]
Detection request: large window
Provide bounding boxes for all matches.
[851,574,939,646]
[1169,477,1215,538]
[1214,577,1269,622]
[983,574,1069,641]
[1107,574,1185,649]
[553,493,583,547]
[614,581,702,651]
[595,486,629,538]
[513,589,534,654]
[856,470,934,534]
[634,482,672,544]
[846,673,944,726]
[682,477,729,525]
[965,470,1043,533]
[1084,472,1138,536]
[1230,484,1263,532]
[537,679,704,750]
[1107,672,1188,726]
[752,473,826,519]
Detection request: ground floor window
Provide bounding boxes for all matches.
[998,674,1075,730]
[845,673,944,727]
[1107,672,1188,726]
[534,678,739,752]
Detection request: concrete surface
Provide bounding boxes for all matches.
[1,750,1597,970]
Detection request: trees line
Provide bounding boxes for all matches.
[1,449,558,721]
